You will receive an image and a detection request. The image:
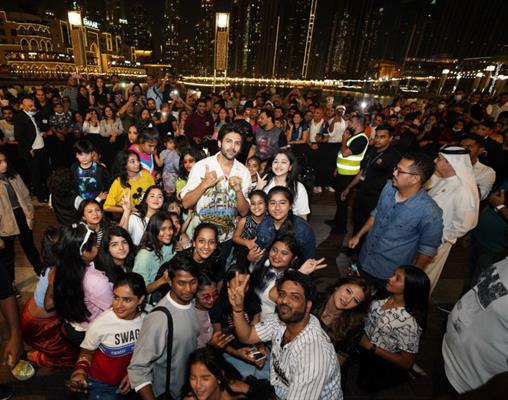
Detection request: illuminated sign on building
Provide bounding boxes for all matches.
[83,17,99,29]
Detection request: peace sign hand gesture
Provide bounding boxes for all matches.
[255,173,268,190]
[298,257,327,275]
[228,272,250,312]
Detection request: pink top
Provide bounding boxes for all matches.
[72,262,113,332]
[195,307,213,348]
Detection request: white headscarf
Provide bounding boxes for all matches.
[438,146,479,211]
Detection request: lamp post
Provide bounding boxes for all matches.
[68,10,86,73]
[214,12,229,92]
[437,68,449,95]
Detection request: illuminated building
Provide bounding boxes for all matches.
[0,9,145,80]
[195,0,214,75]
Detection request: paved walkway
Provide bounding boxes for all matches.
[0,193,464,399]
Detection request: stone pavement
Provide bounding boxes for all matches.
[0,193,465,399]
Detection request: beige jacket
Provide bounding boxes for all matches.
[0,174,34,237]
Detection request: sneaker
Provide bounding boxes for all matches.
[0,384,14,400]
[325,186,335,192]
[313,186,322,194]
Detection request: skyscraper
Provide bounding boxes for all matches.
[324,0,382,78]
[161,0,181,66]
[124,5,152,50]
[195,0,214,75]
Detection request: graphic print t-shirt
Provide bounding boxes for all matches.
[75,162,99,200]
[81,309,145,385]
[180,154,252,242]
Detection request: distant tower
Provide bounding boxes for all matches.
[161,0,181,66]
[301,0,317,78]
[195,0,214,75]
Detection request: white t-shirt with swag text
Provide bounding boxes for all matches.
[180,153,251,242]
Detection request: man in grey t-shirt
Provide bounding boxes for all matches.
[128,254,200,399]
[248,109,287,161]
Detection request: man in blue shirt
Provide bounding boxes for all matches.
[349,152,443,289]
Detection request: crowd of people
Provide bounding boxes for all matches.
[0,72,508,399]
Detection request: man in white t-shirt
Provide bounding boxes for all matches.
[460,135,496,200]
[181,121,251,280]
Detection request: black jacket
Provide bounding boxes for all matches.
[13,111,38,159]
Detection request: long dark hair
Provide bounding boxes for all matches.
[267,186,298,243]
[138,210,175,259]
[94,225,135,283]
[400,265,430,331]
[266,149,300,198]
[0,149,16,178]
[40,226,61,276]
[219,264,259,318]
[53,224,97,323]
[118,150,140,188]
[178,147,203,180]
[77,199,109,231]
[182,347,243,398]
[315,276,372,344]
[135,185,166,219]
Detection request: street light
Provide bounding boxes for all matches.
[485,65,496,72]
[214,12,230,91]
[442,69,450,74]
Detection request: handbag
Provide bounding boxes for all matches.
[152,306,175,400]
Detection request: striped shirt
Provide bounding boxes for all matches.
[255,313,342,400]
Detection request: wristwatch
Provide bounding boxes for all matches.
[494,204,506,213]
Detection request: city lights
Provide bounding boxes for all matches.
[67,10,82,26]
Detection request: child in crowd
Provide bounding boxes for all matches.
[71,140,110,202]
[176,148,203,197]
[103,151,155,214]
[68,273,146,398]
[232,190,267,268]
[155,134,180,194]
[128,127,159,178]
[47,168,80,226]
[246,156,262,192]
[169,211,192,251]
[78,199,110,245]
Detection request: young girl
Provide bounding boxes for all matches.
[0,150,42,287]
[21,227,78,368]
[232,190,267,268]
[94,226,135,284]
[176,148,203,197]
[132,210,175,295]
[286,111,309,145]
[68,273,146,398]
[78,199,110,245]
[52,223,113,346]
[213,107,231,140]
[169,211,192,251]
[155,135,180,194]
[258,149,310,220]
[195,273,220,349]
[357,265,430,392]
[104,151,155,214]
[245,156,261,193]
[128,127,159,178]
[120,185,165,246]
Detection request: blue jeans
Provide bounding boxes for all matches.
[224,350,270,380]
[87,377,121,400]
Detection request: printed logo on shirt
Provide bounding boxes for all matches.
[475,266,508,309]
[99,342,136,358]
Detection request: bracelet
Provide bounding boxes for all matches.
[73,360,91,374]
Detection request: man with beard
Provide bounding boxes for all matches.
[128,254,200,399]
[181,121,251,281]
[349,152,443,290]
[229,269,342,400]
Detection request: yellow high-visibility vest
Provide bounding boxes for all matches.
[336,132,369,175]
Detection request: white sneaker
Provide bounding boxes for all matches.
[325,186,335,192]
[313,186,322,194]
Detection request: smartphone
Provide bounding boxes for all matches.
[248,347,266,360]
[221,325,234,336]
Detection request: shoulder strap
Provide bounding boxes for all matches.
[152,306,174,399]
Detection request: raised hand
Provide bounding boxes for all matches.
[229,176,243,192]
[201,165,220,189]
[298,257,327,275]
[255,173,268,190]
[227,272,250,311]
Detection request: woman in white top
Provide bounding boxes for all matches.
[82,109,101,135]
[257,149,310,220]
[119,185,165,246]
[357,265,430,392]
[99,105,124,142]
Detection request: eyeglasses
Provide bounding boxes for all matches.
[197,291,219,302]
[393,166,418,176]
